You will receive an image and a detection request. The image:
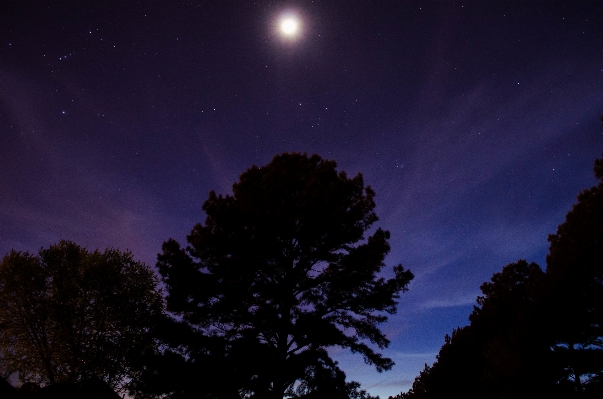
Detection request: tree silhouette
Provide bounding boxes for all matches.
[544,153,603,396]
[394,150,603,399]
[391,325,481,399]
[0,377,18,399]
[158,153,413,399]
[0,240,163,392]
[393,260,552,399]
[129,317,247,399]
[472,260,555,399]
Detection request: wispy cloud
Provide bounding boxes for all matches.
[419,295,477,310]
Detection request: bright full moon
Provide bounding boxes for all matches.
[280,17,299,35]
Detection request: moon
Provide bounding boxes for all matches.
[280,17,299,36]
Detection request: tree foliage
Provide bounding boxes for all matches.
[393,151,603,399]
[129,317,246,399]
[545,152,603,395]
[157,153,413,398]
[0,240,163,391]
[393,260,548,399]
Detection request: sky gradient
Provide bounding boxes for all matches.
[1,1,603,397]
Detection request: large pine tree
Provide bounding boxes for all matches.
[157,153,413,399]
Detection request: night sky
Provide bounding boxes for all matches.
[1,1,603,397]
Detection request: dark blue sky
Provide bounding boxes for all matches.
[1,1,603,397]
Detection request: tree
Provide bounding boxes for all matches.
[158,153,413,399]
[395,150,603,399]
[129,317,245,399]
[0,240,163,392]
[544,152,603,395]
[393,260,552,399]
[471,260,555,399]
[0,377,18,399]
[389,326,474,399]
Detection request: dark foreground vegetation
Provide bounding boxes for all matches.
[1,144,602,398]
[390,149,603,399]
[1,153,412,399]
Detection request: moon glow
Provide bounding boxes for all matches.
[280,17,299,36]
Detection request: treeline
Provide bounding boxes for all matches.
[391,155,603,399]
[0,153,413,399]
[2,150,602,399]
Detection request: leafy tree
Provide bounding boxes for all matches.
[158,153,413,399]
[0,240,163,392]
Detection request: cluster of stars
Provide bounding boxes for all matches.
[59,52,76,61]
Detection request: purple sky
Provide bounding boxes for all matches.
[1,1,603,397]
